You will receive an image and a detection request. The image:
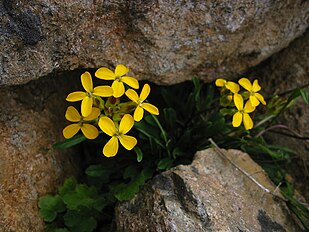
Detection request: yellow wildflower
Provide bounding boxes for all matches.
[238,78,266,106]
[215,78,240,94]
[66,72,113,117]
[63,106,100,139]
[98,114,137,157]
[232,94,255,130]
[125,83,159,121]
[95,64,139,98]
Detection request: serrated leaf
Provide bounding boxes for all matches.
[62,184,98,210]
[114,168,153,201]
[59,177,77,197]
[64,209,97,232]
[38,195,65,222]
[53,134,87,149]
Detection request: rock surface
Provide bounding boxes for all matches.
[0,0,308,86]
[246,29,309,200]
[115,148,303,232]
[0,75,79,232]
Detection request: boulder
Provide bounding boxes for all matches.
[115,148,303,231]
[0,75,78,232]
[0,0,308,86]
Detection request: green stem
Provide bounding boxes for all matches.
[150,114,172,158]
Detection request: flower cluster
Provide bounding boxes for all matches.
[216,77,266,130]
[63,64,159,157]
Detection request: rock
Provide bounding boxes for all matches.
[0,75,79,232]
[246,29,309,200]
[115,148,303,232]
[0,0,308,86]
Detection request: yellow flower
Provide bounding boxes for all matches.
[125,84,159,122]
[66,72,113,117]
[98,114,137,157]
[215,78,240,94]
[238,78,266,107]
[232,94,255,130]
[63,106,100,139]
[95,64,139,98]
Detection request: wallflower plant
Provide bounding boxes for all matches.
[63,64,158,158]
[41,70,309,231]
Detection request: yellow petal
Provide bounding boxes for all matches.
[81,72,93,92]
[233,94,243,111]
[255,93,266,105]
[239,78,252,91]
[143,103,159,115]
[250,95,260,107]
[119,134,137,150]
[125,89,139,103]
[115,64,129,77]
[122,76,139,89]
[215,79,226,87]
[232,112,243,127]
[133,106,144,122]
[112,80,125,98]
[140,84,150,101]
[226,82,240,94]
[98,116,116,136]
[93,86,113,97]
[244,100,256,113]
[103,137,119,157]
[81,124,99,139]
[243,113,253,130]
[95,67,115,80]
[84,107,101,121]
[63,124,81,139]
[252,80,261,92]
[81,96,93,117]
[119,114,134,134]
[66,91,86,102]
[65,106,81,122]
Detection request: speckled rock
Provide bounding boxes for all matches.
[0,75,78,232]
[0,0,308,86]
[246,29,309,201]
[115,148,303,232]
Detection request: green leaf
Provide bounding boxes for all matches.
[134,121,165,148]
[62,184,98,210]
[163,108,177,129]
[59,177,77,197]
[38,195,66,222]
[64,209,97,232]
[113,168,153,201]
[157,157,174,170]
[45,224,70,232]
[123,165,138,180]
[53,134,87,149]
[85,165,112,183]
[300,89,309,104]
[134,146,143,162]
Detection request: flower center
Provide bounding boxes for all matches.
[137,100,143,107]
[115,76,122,82]
[86,91,93,97]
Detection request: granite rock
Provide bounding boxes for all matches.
[0,75,79,232]
[0,0,308,86]
[115,148,303,232]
